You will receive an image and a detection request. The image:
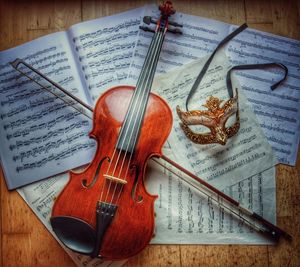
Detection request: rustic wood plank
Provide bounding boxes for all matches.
[53,0,82,30]
[1,182,31,234]
[0,1,31,49]
[125,245,181,267]
[81,0,246,24]
[173,0,246,24]
[181,245,269,267]
[82,0,149,20]
[2,233,32,267]
[271,0,300,39]
[298,1,300,26]
[267,163,300,267]
[29,216,75,267]
[0,8,4,267]
[245,0,273,24]
[26,0,55,31]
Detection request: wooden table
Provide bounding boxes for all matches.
[0,0,300,266]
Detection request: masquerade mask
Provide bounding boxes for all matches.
[177,62,288,145]
[176,24,288,145]
[177,88,239,145]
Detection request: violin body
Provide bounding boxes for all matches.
[51,86,172,260]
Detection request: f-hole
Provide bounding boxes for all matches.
[82,156,110,188]
[130,164,143,203]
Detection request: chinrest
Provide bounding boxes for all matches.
[50,216,96,255]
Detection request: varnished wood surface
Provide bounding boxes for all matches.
[0,0,300,266]
[52,86,172,260]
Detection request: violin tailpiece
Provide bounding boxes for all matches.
[92,202,118,258]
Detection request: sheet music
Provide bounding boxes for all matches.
[225,26,300,165]
[68,7,145,103]
[128,5,300,165]
[128,4,230,82]
[15,52,278,266]
[143,52,277,244]
[0,32,95,189]
[147,154,276,244]
[14,54,277,267]
[152,52,277,188]
[0,7,146,189]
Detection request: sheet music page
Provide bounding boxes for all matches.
[17,173,126,267]
[68,7,145,103]
[225,26,300,166]
[144,51,277,244]
[151,52,277,189]
[128,4,230,82]
[0,32,95,189]
[147,155,276,244]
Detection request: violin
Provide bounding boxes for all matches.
[10,1,291,261]
[51,1,180,260]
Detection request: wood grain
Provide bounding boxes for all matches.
[0,0,299,266]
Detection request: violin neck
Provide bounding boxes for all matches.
[135,30,166,95]
[116,29,166,154]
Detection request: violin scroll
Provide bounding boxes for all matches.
[159,1,175,18]
[140,1,182,34]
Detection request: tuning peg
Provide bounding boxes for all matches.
[168,20,183,27]
[139,26,155,33]
[143,16,157,25]
[167,27,182,34]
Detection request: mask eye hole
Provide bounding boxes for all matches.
[189,124,211,134]
[224,113,237,129]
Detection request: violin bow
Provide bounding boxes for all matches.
[10,58,291,241]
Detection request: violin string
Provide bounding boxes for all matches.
[100,34,158,204]
[106,30,163,205]
[114,31,166,205]
[100,30,161,204]
[107,31,164,205]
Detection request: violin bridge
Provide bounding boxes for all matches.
[103,174,127,184]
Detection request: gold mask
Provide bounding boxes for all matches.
[174,24,249,146]
[177,89,239,145]
[175,22,288,146]
[177,61,287,146]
